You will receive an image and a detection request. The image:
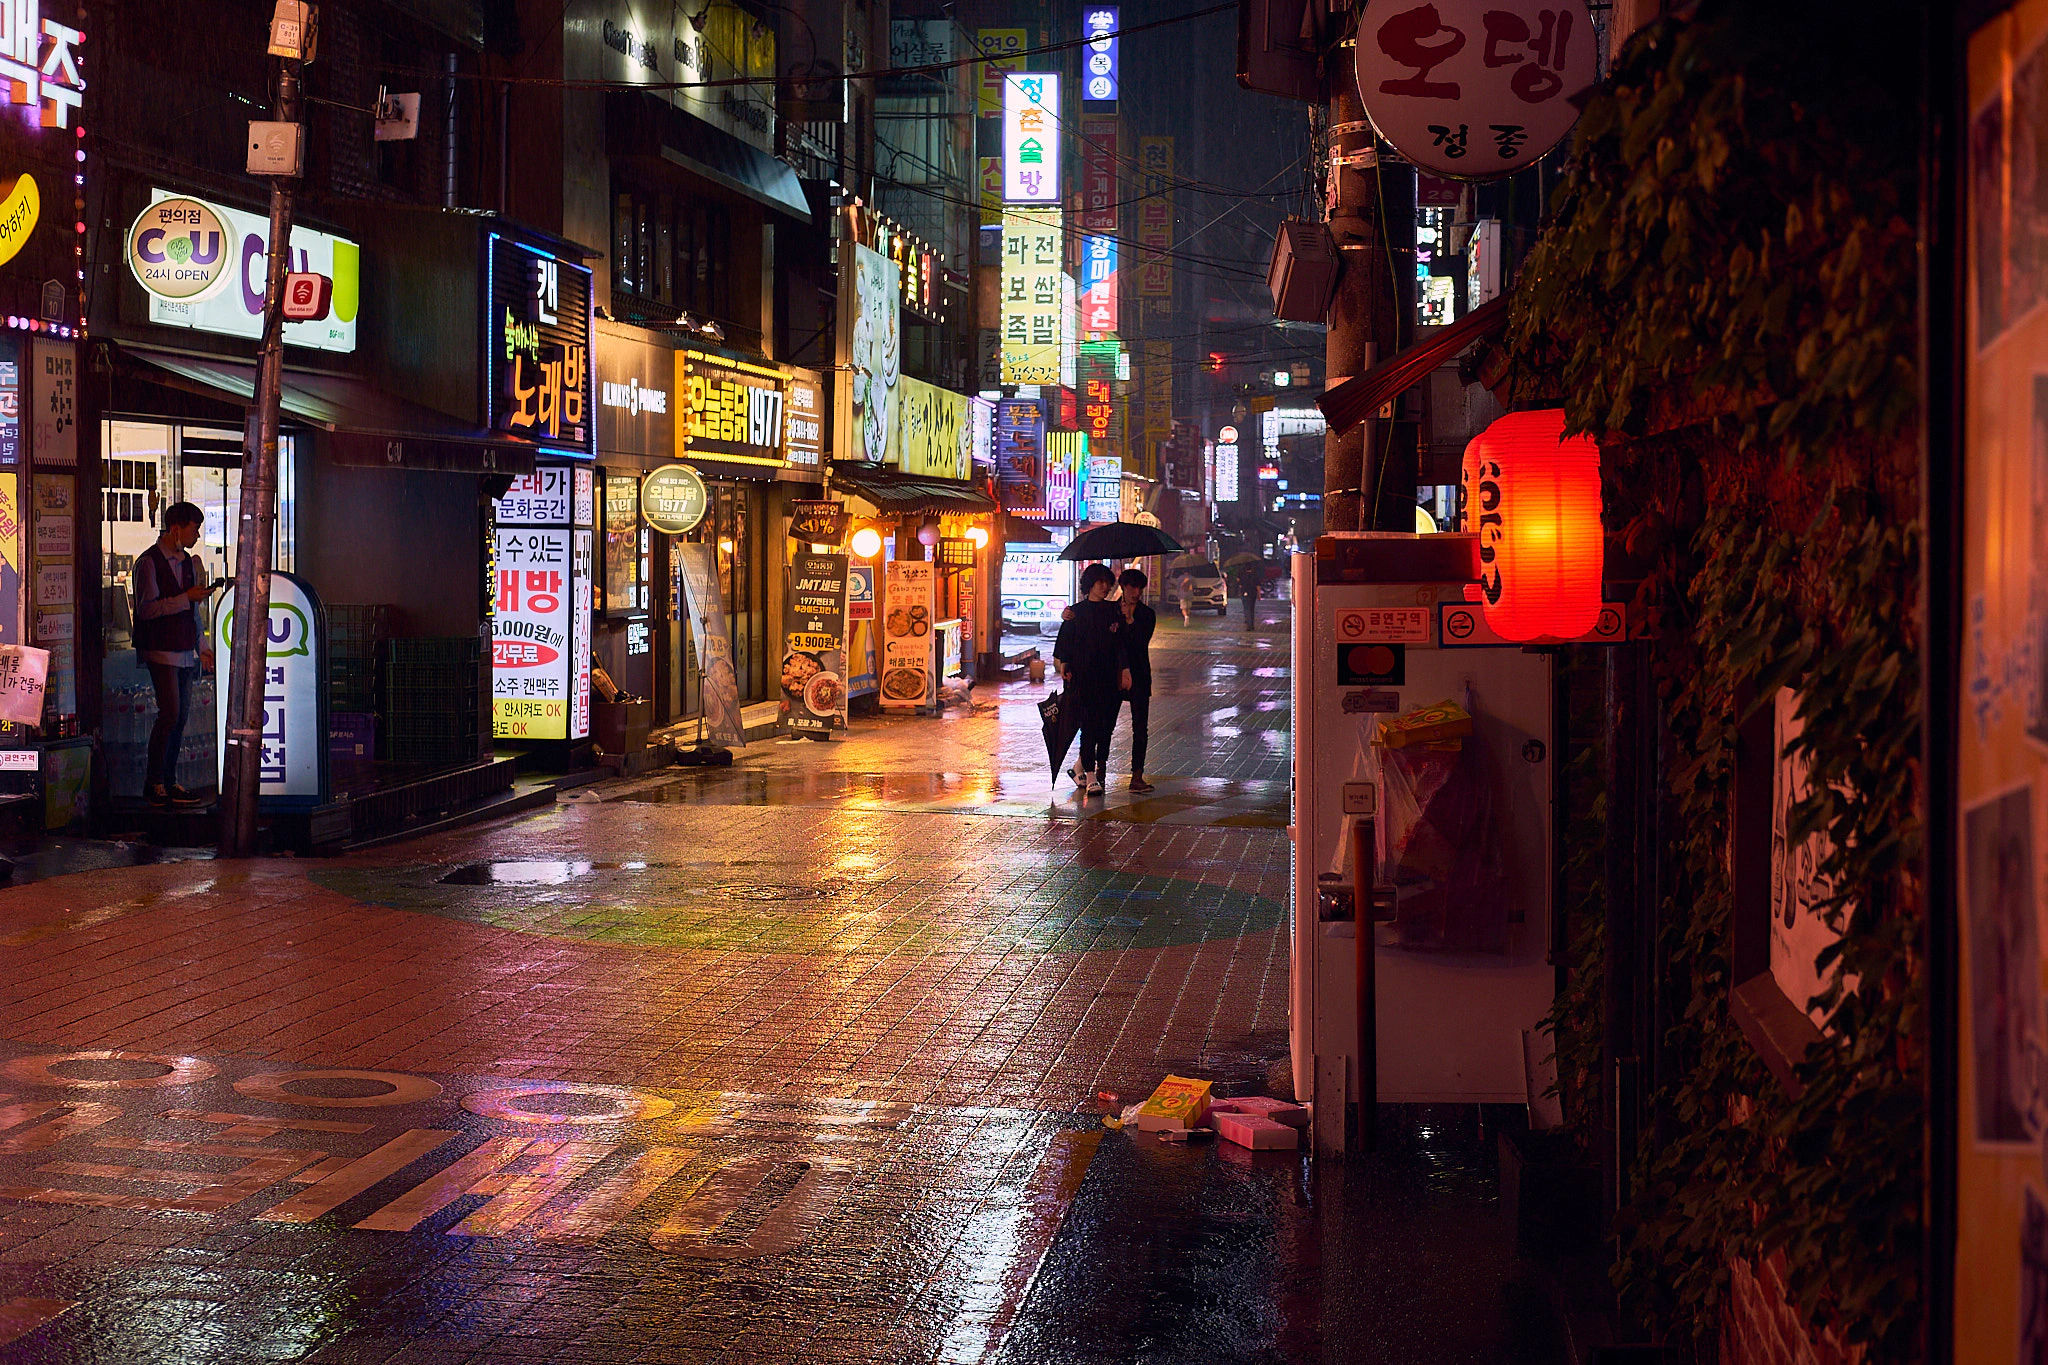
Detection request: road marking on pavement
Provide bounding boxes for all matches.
[255,1128,460,1224]
[534,1144,697,1244]
[352,1134,532,1232]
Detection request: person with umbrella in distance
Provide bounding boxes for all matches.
[1052,564,1129,795]
[1058,565,1157,793]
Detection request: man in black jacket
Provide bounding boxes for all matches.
[1115,568,1157,792]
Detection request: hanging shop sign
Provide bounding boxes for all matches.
[881,560,935,710]
[995,398,1047,513]
[126,197,233,304]
[970,397,994,473]
[895,376,970,481]
[1002,73,1061,204]
[640,462,709,534]
[487,233,595,457]
[847,211,945,324]
[1079,343,1117,451]
[0,175,38,271]
[843,244,901,465]
[680,351,786,466]
[781,551,849,736]
[789,499,846,544]
[213,572,328,809]
[1044,430,1085,522]
[1080,8,1119,104]
[782,366,825,466]
[1354,0,1596,179]
[1079,118,1118,232]
[594,325,672,460]
[1080,235,1118,334]
[1001,208,1063,385]
[1136,138,1174,305]
[134,190,360,352]
[975,29,1028,118]
[492,465,594,741]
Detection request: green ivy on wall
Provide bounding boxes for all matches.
[1510,0,1924,1357]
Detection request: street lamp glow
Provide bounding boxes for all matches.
[850,527,884,558]
[966,526,989,548]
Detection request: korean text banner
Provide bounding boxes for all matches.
[488,234,595,456]
[676,543,746,747]
[975,29,1027,118]
[882,561,935,710]
[1081,235,1117,334]
[680,351,786,465]
[1002,73,1061,203]
[1080,8,1118,104]
[1136,137,1175,303]
[995,398,1046,513]
[895,375,970,481]
[1001,208,1063,386]
[146,190,359,353]
[492,467,590,740]
[213,575,325,807]
[781,552,849,735]
[1079,118,1118,231]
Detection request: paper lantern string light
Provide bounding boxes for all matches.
[1466,409,1603,642]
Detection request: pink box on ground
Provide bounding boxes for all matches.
[1215,1112,1299,1150]
[1207,1096,1308,1129]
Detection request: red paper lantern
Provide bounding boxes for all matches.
[1466,409,1603,642]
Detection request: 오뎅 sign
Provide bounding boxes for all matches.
[1355,0,1595,179]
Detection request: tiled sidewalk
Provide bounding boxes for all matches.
[0,724,1295,1361]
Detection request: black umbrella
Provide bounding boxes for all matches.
[1040,688,1084,779]
[1058,522,1185,561]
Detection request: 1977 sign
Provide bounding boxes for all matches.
[1354,0,1596,179]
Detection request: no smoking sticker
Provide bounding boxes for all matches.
[1337,607,1431,644]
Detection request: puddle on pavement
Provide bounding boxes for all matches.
[311,861,1287,955]
[616,770,1287,827]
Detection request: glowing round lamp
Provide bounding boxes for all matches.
[966,526,989,549]
[917,523,940,547]
[1465,409,1603,642]
[850,527,883,559]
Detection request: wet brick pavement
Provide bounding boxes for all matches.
[0,603,1564,1363]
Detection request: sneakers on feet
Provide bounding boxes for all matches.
[145,783,170,807]
[167,786,206,807]
[1129,777,1155,793]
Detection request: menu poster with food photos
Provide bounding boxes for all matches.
[881,560,935,711]
[781,552,849,736]
[675,543,744,748]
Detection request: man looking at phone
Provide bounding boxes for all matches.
[133,502,214,807]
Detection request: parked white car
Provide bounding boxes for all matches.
[1165,561,1229,614]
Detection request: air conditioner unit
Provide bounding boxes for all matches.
[1268,218,1338,323]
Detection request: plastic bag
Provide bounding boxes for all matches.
[1376,699,1511,952]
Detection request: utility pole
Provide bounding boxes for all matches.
[221,12,307,857]
[1323,27,1416,532]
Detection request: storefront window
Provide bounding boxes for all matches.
[99,419,298,801]
[100,420,296,598]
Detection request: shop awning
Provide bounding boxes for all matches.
[119,346,536,475]
[1317,293,1512,436]
[608,93,813,224]
[830,463,997,516]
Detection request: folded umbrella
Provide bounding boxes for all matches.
[1058,522,1186,562]
[1040,689,1084,778]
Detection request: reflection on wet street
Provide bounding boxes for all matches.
[0,606,1563,1363]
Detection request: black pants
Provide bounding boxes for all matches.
[146,662,198,791]
[1120,692,1150,775]
[1076,691,1117,776]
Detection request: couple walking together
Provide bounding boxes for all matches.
[1053,564,1155,795]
